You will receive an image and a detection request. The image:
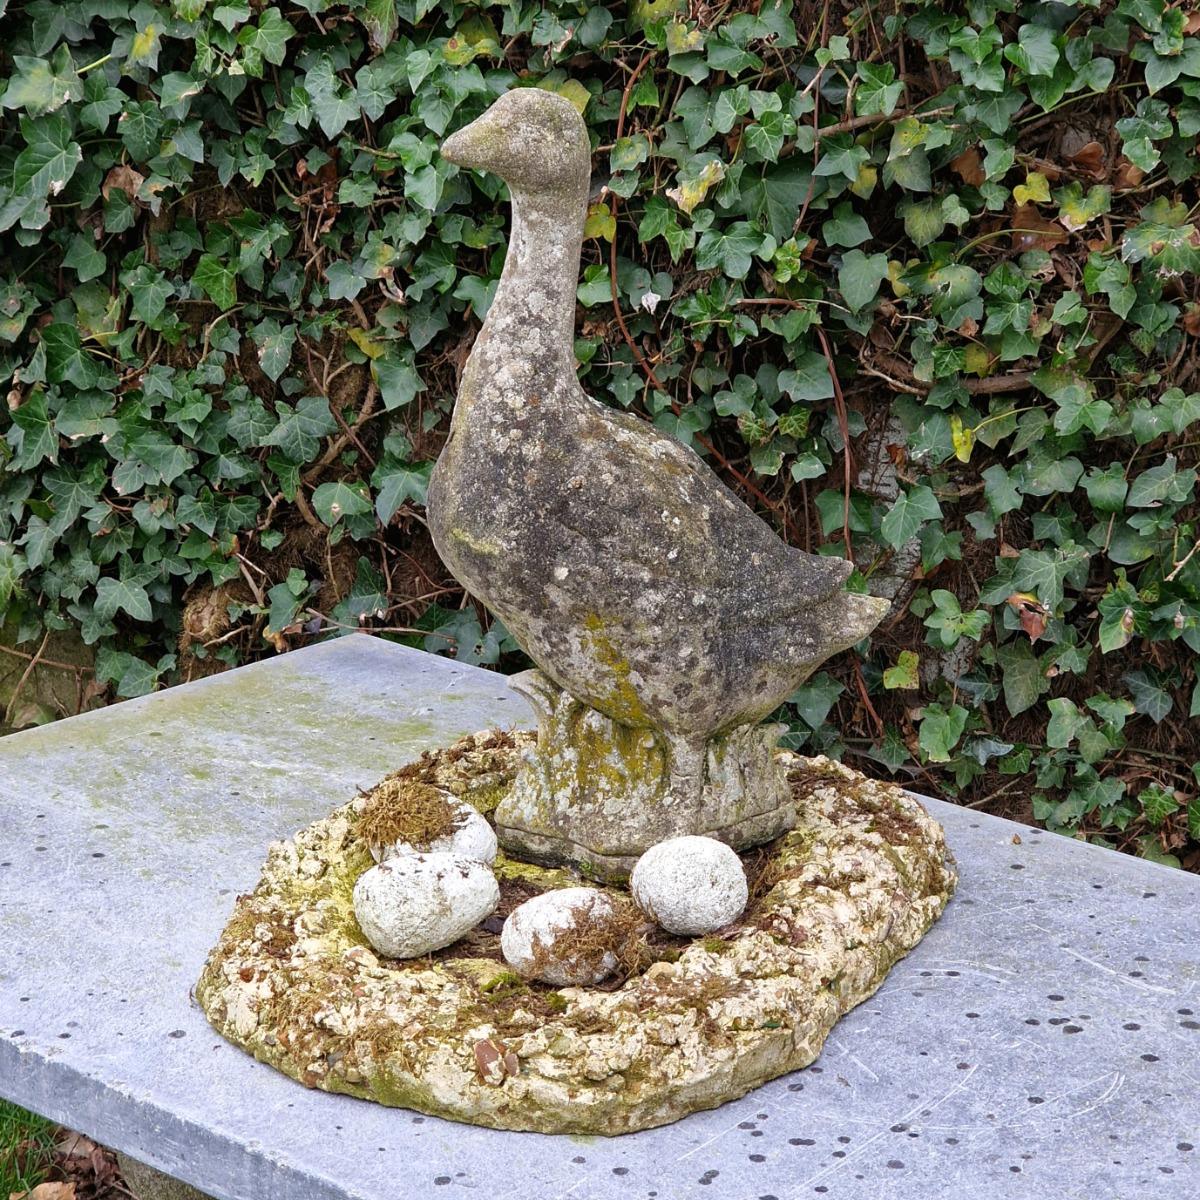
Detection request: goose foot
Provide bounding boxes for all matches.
[495,671,797,881]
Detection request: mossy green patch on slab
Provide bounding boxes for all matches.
[197,734,956,1135]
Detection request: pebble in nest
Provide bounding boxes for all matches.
[631,836,748,936]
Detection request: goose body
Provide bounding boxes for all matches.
[429,89,887,801]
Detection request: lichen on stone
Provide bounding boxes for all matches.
[197,729,957,1135]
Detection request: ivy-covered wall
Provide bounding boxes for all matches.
[1,0,1197,865]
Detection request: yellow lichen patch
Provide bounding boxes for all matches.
[492,852,577,890]
[355,778,463,850]
[581,612,649,726]
[449,526,503,555]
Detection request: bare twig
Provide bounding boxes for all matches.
[3,631,49,729]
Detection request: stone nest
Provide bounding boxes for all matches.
[196,730,957,1135]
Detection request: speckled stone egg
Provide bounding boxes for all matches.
[501,887,629,986]
[353,852,499,959]
[372,794,497,867]
[631,836,748,936]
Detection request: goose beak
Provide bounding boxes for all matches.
[440,114,494,173]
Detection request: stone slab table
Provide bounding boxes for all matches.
[1,634,1197,1200]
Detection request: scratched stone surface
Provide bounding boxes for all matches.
[1,634,1197,1200]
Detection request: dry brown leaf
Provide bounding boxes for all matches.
[473,1037,516,1085]
[101,165,145,203]
[1112,156,1145,190]
[1011,203,1067,252]
[1007,592,1048,643]
[1067,140,1105,178]
[1183,304,1200,336]
[950,147,985,187]
[55,1133,95,1161]
[10,1184,77,1200]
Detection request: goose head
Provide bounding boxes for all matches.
[440,88,590,197]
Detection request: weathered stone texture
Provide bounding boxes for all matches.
[494,669,797,878]
[428,88,889,862]
[196,733,956,1135]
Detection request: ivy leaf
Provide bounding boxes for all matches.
[746,158,813,241]
[695,222,767,279]
[822,203,871,248]
[193,254,237,310]
[919,702,968,762]
[1138,784,1179,827]
[251,319,296,381]
[127,25,162,68]
[881,485,942,549]
[1046,697,1089,748]
[882,650,919,690]
[1003,24,1060,77]
[373,461,432,522]
[264,395,336,462]
[815,135,870,182]
[1083,465,1128,513]
[854,63,903,116]
[838,250,888,312]
[332,557,388,626]
[42,324,99,388]
[238,9,295,73]
[743,110,791,161]
[359,0,398,51]
[1128,455,1195,507]
[0,112,82,233]
[900,198,945,247]
[610,135,650,173]
[1122,198,1200,276]
[788,672,843,728]
[1013,545,1089,609]
[1056,183,1111,232]
[374,351,423,409]
[8,388,58,468]
[777,350,834,403]
[324,259,367,300]
[94,575,153,622]
[305,56,360,138]
[1034,367,1112,436]
[265,568,311,635]
[2,48,83,116]
[312,481,372,525]
[95,647,159,697]
[1124,669,1174,723]
[996,640,1046,716]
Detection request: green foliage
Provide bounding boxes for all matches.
[1,0,1198,866]
[0,1099,55,1196]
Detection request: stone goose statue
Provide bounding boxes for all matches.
[429,88,888,875]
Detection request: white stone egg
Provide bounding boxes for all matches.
[371,794,498,866]
[631,835,748,936]
[501,887,627,986]
[353,852,499,959]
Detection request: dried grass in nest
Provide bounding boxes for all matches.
[355,778,464,850]
[525,894,648,986]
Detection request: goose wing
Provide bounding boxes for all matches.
[558,394,853,618]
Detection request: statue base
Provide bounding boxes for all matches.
[196,731,957,1135]
[494,670,797,881]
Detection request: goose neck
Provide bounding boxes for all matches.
[474,184,587,376]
